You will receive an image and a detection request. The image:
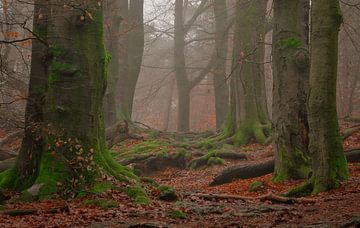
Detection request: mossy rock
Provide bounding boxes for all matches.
[168,210,187,219]
[158,185,178,202]
[126,186,150,204]
[83,198,119,209]
[249,181,264,192]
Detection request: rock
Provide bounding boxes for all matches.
[158,186,178,202]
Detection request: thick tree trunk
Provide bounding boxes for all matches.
[230,0,270,145]
[1,1,136,196]
[308,0,348,193]
[272,0,311,182]
[213,0,229,129]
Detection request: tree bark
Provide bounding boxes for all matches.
[308,0,348,193]
[272,0,311,182]
[0,1,136,196]
[229,0,270,145]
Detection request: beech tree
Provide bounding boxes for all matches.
[307,0,348,193]
[0,0,135,195]
[226,0,270,145]
[272,0,311,182]
[213,0,229,129]
[104,0,144,124]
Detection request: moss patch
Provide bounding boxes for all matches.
[168,210,187,219]
[126,185,150,204]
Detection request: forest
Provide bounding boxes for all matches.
[0,0,359,227]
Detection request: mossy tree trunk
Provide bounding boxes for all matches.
[272,0,311,182]
[229,0,270,146]
[307,0,348,193]
[1,0,136,196]
[213,0,229,129]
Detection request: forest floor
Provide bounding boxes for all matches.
[0,121,359,227]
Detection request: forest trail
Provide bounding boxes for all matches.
[0,122,359,227]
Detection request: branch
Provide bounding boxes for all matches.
[189,49,217,89]
[184,0,209,34]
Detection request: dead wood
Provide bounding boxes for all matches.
[210,149,360,186]
[192,192,316,204]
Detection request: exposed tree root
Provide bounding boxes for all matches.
[191,192,316,204]
[1,204,69,216]
[0,130,24,148]
[0,149,17,161]
[342,126,360,140]
[210,149,360,186]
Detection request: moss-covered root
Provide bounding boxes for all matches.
[233,122,271,146]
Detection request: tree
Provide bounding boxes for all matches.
[104,0,144,124]
[226,0,270,145]
[213,0,229,129]
[174,0,215,132]
[272,0,311,182]
[307,0,348,193]
[0,0,135,195]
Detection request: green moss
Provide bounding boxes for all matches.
[207,157,225,166]
[91,182,113,194]
[83,198,119,208]
[280,37,301,49]
[168,210,187,219]
[273,147,311,183]
[284,181,313,197]
[249,181,263,192]
[199,139,215,150]
[118,140,170,159]
[233,122,270,146]
[126,186,150,204]
[140,177,159,187]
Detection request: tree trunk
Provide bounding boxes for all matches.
[230,0,270,145]
[1,1,136,196]
[0,0,49,190]
[104,0,123,126]
[174,0,190,132]
[115,0,130,119]
[308,0,348,193]
[126,0,144,119]
[272,0,311,182]
[213,0,229,129]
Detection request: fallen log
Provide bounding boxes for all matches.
[210,149,360,186]
[192,192,316,204]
